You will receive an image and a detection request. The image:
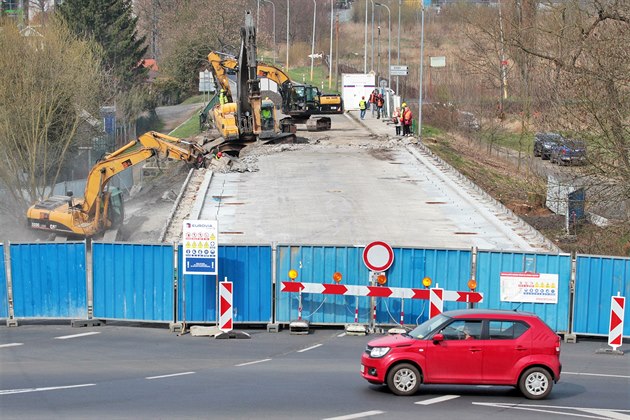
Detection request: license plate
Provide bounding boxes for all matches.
[360,364,365,373]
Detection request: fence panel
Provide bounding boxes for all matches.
[177,245,272,324]
[475,251,571,332]
[93,243,174,322]
[0,244,7,318]
[574,255,630,336]
[275,245,472,326]
[10,242,87,319]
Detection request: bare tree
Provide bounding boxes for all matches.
[512,0,630,218]
[0,20,103,218]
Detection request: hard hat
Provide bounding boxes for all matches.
[402,102,407,107]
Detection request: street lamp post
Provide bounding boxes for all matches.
[375,2,391,94]
[329,0,333,89]
[397,0,401,94]
[286,0,290,69]
[262,0,276,64]
[370,0,375,72]
[310,0,316,81]
[364,0,368,73]
[418,5,425,139]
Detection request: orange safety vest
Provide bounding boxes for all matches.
[403,108,413,124]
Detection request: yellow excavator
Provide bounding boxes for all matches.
[26,131,209,238]
[209,53,343,132]
[206,11,296,155]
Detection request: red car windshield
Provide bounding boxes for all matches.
[408,314,450,339]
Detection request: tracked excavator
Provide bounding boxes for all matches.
[208,53,343,132]
[26,131,209,238]
[206,11,296,155]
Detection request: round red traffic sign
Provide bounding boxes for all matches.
[362,241,394,272]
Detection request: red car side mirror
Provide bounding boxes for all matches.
[432,333,444,343]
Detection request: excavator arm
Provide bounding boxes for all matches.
[27,131,208,238]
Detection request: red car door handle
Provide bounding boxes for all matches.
[469,347,482,352]
[515,346,528,351]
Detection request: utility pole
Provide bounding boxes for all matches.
[286,0,290,69]
[329,0,333,89]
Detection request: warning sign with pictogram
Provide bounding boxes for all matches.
[182,220,218,275]
[219,281,233,332]
[608,295,625,351]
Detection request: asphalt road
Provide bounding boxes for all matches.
[1,324,628,419]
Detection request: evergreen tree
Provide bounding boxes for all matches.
[57,0,148,91]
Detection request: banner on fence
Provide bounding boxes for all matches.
[500,272,559,304]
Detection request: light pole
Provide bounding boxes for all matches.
[257,0,260,31]
[310,0,316,81]
[262,0,276,64]
[286,0,290,69]
[397,0,401,93]
[364,0,368,73]
[329,0,333,89]
[370,0,375,72]
[375,2,391,93]
[418,5,425,139]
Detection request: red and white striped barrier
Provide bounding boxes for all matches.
[429,288,444,318]
[219,281,233,332]
[280,281,483,303]
[608,294,625,351]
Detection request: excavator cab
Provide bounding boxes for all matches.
[259,98,277,139]
[106,188,125,228]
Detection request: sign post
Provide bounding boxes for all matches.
[363,241,394,332]
[219,280,233,333]
[182,220,218,330]
[608,294,625,353]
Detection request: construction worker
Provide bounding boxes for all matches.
[402,103,413,136]
[219,88,228,105]
[261,97,274,130]
[368,89,378,117]
[358,96,367,120]
[376,93,384,119]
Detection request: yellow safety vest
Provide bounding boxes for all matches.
[359,100,367,110]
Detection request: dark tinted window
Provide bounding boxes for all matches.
[488,320,529,339]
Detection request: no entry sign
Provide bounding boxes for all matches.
[362,241,394,272]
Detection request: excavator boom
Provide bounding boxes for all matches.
[26,131,208,238]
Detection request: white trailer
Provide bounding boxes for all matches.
[341,73,377,110]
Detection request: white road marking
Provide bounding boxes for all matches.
[54,332,101,340]
[235,358,272,367]
[145,372,195,380]
[337,332,346,338]
[0,383,95,396]
[473,402,630,420]
[0,343,23,348]
[563,371,630,379]
[415,395,460,405]
[323,410,385,420]
[298,344,323,353]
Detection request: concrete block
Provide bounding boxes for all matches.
[169,322,184,333]
[6,318,18,327]
[388,327,406,335]
[267,323,281,333]
[345,323,367,336]
[289,320,310,335]
[71,319,103,328]
[563,333,577,343]
[190,325,221,337]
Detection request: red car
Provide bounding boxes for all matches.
[360,309,561,399]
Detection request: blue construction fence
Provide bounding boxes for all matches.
[1,242,628,337]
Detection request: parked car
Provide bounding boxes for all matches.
[360,309,561,399]
[551,139,587,165]
[533,132,563,159]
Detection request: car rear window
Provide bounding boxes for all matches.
[488,320,529,339]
